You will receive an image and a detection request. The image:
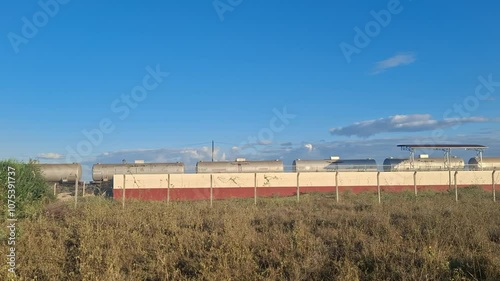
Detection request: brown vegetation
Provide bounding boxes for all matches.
[2,188,500,280]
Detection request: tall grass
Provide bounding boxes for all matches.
[0,160,54,219]
[1,189,499,280]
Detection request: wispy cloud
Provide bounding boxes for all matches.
[329,114,498,137]
[304,143,313,152]
[372,52,416,74]
[38,153,64,159]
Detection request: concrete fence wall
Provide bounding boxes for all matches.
[112,170,498,201]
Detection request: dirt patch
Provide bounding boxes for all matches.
[56,192,73,201]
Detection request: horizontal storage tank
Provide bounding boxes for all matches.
[92,162,184,182]
[196,159,283,173]
[383,156,465,172]
[36,163,82,183]
[468,157,500,170]
[293,157,377,172]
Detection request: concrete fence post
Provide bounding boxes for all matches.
[122,174,126,209]
[296,172,300,203]
[74,169,79,208]
[377,172,381,204]
[83,181,86,197]
[210,174,213,208]
[335,171,339,203]
[413,171,417,197]
[53,183,57,196]
[454,171,458,202]
[493,170,496,202]
[254,173,257,205]
[167,174,171,205]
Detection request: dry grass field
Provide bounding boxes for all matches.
[1,188,500,280]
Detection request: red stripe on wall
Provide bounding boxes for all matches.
[113,185,496,201]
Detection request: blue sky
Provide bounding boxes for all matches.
[1,0,499,179]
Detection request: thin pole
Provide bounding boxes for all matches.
[480,150,483,171]
[493,170,496,202]
[54,183,57,196]
[254,173,257,205]
[377,172,381,204]
[83,181,86,197]
[413,171,417,197]
[211,140,214,162]
[335,171,339,202]
[74,169,79,208]
[296,172,300,202]
[210,174,213,207]
[454,171,458,202]
[167,174,171,205]
[122,174,126,209]
[447,149,452,190]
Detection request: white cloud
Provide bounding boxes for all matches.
[38,153,64,159]
[329,114,496,137]
[304,143,313,152]
[372,52,416,74]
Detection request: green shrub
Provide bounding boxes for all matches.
[0,159,54,219]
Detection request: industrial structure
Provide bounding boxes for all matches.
[32,144,499,201]
[196,159,283,173]
[293,157,377,172]
[35,163,82,183]
[92,161,184,182]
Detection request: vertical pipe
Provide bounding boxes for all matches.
[493,170,496,202]
[167,174,171,205]
[296,172,300,202]
[480,150,483,171]
[447,149,452,190]
[254,173,257,205]
[210,174,213,208]
[53,183,57,196]
[413,171,417,197]
[335,171,339,203]
[122,174,126,209]
[454,171,458,202]
[377,172,381,204]
[410,149,415,169]
[83,181,86,197]
[211,140,214,162]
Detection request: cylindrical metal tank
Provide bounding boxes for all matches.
[92,162,184,182]
[293,158,377,172]
[468,157,500,170]
[196,159,283,173]
[36,163,82,183]
[383,157,465,172]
